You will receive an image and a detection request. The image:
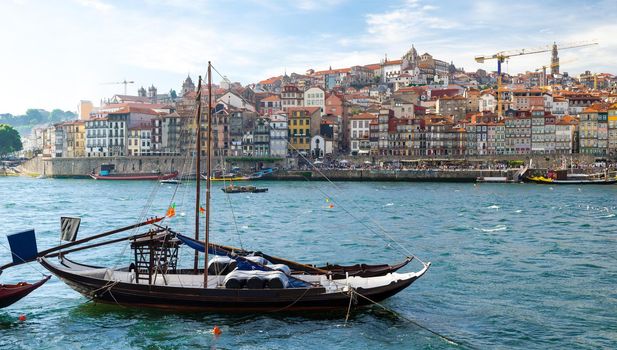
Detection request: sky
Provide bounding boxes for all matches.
[1,0,615,115]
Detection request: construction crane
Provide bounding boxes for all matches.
[101,79,135,95]
[475,41,598,117]
[535,58,577,86]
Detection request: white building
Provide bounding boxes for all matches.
[128,125,152,156]
[268,113,288,157]
[382,60,403,82]
[217,91,256,112]
[551,97,569,117]
[85,118,110,157]
[310,135,332,157]
[303,87,325,114]
[480,92,496,113]
[349,112,376,154]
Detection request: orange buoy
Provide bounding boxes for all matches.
[18,314,26,322]
[212,325,222,336]
[328,204,334,209]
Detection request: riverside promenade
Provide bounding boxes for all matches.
[16,156,521,182]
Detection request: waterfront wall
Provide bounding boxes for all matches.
[20,156,187,177]
[271,169,511,182]
[18,153,599,180]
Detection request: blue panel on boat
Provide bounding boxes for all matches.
[7,229,38,264]
[176,234,230,256]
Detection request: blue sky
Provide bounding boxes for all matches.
[1,0,615,114]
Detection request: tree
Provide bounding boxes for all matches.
[0,124,22,157]
[25,109,47,125]
[169,89,177,100]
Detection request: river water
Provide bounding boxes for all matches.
[0,177,615,349]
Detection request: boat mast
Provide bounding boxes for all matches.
[193,76,203,272]
[204,62,212,287]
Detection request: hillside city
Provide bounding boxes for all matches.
[18,44,617,162]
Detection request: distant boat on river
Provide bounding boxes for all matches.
[524,169,617,185]
[90,164,178,181]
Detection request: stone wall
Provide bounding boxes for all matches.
[20,156,189,177]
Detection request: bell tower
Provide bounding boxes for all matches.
[551,42,559,75]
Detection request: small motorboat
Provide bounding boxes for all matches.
[0,275,50,308]
[160,179,182,185]
[221,185,268,193]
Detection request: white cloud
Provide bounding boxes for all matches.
[364,0,457,47]
[295,0,347,11]
[0,0,615,115]
[74,0,113,12]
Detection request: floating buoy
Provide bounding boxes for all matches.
[328,204,334,209]
[18,314,26,322]
[212,325,222,336]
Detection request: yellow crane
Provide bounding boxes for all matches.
[475,42,598,117]
[535,58,577,86]
[101,79,135,95]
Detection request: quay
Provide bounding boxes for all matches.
[15,155,521,182]
[13,154,611,182]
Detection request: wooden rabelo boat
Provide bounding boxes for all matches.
[11,64,430,313]
[0,276,50,308]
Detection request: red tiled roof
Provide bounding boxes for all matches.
[313,67,352,76]
[261,95,281,102]
[287,106,321,114]
[258,76,281,85]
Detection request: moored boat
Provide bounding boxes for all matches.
[221,185,268,193]
[0,276,50,308]
[160,178,182,184]
[91,171,178,181]
[524,174,617,185]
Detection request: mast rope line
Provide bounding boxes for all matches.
[265,285,313,313]
[217,144,245,250]
[348,288,472,349]
[0,240,48,277]
[211,62,426,266]
[285,140,426,266]
[209,63,420,261]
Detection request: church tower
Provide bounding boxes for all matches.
[551,42,559,75]
[181,75,195,96]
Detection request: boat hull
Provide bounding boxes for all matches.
[0,275,51,308]
[221,187,268,193]
[90,172,178,181]
[39,258,425,312]
[524,176,617,185]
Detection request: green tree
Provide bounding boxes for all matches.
[25,109,47,125]
[50,109,65,122]
[0,124,22,156]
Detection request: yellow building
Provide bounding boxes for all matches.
[608,103,617,154]
[78,100,93,120]
[64,120,86,157]
[287,107,320,155]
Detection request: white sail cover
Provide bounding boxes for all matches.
[60,217,81,242]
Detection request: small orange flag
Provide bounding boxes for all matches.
[166,203,176,218]
[199,206,206,215]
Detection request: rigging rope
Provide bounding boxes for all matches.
[0,240,48,277]
[209,62,426,265]
[285,140,427,265]
[348,288,472,349]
